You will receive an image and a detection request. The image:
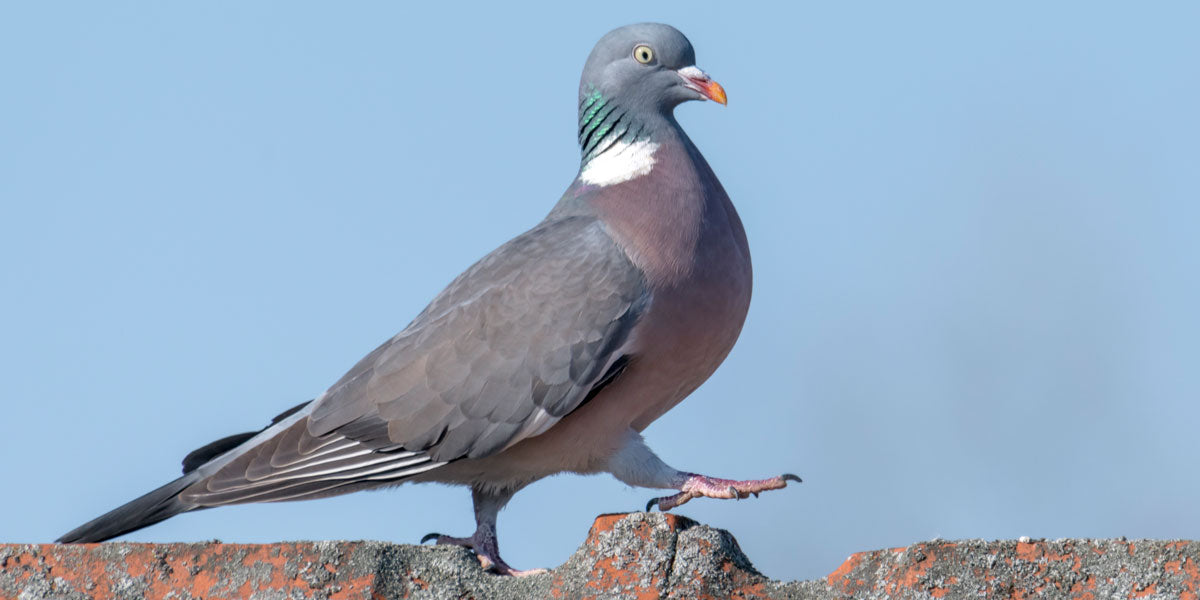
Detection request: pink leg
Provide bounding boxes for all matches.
[646,473,802,511]
[420,530,546,577]
[606,432,802,513]
[420,487,546,577]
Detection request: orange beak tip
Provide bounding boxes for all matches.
[707,80,728,105]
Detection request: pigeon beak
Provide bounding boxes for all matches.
[677,66,727,105]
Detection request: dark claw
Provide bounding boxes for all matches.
[420,532,441,545]
[781,473,803,483]
[727,485,739,499]
[752,492,760,498]
[645,497,659,512]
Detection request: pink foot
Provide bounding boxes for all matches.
[646,473,802,511]
[420,531,547,576]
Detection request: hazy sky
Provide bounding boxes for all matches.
[2,2,1197,582]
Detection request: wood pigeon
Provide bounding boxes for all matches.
[58,22,798,576]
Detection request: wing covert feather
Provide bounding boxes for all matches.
[308,216,648,462]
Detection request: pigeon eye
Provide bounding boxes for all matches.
[633,45,654,64]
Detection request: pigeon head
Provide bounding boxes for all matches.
[579,23,726,115]
[576,24,725,172]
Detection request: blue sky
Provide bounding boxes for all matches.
[2,2,1198,582]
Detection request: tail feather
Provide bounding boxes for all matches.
[57,473,201,543]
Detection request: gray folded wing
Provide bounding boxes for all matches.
[181,215,648,505]
[311,214,650,459]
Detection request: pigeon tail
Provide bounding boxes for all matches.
[57,472,201,543]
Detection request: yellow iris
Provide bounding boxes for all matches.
[633,44,654,64]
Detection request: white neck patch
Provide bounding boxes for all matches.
[580,139,660,187]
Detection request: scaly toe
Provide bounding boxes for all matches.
[497,566,550,577]
[475,551,547,577]
[647,491,693,512]
[420,533,475,548]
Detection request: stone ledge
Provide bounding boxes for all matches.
[2,513,1197,599]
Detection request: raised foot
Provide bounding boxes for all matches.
[420,532,547,576]
[646,473,802,511]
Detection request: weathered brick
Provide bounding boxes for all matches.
[2,514,1197,599]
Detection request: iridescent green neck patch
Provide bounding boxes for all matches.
[578,84,652,167]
